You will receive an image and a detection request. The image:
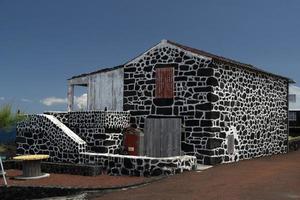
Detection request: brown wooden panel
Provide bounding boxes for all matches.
[155,67,174,98]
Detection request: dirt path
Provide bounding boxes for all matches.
[1,170,147,189]
[94,151,300,200]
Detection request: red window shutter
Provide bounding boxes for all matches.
[155,67,174,98]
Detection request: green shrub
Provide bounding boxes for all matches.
[0,104,26,132]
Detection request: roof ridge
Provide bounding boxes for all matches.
[165,40,293,83]
[166,40,252,67]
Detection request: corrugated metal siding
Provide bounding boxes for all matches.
[87,68,123,111]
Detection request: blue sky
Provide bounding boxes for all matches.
[1,0,300,114]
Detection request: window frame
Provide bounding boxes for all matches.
[289,94,296,103]
[289,111,297,121]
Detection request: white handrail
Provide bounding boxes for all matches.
[0,156,7,186]
[41,114,86,145]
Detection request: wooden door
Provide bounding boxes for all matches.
[144,117,181,157]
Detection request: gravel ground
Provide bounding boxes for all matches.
[0,170,147,189]
[1,151,300,200]
[92,151,300,200]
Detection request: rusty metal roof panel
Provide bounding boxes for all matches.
[68,65,123,80]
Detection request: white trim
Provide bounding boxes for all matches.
[126,41,212,65]
[161,39,168,44]
[41,114,86,145]
[81,152,196,161]
[44,111,68,113]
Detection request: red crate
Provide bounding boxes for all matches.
[124,133,139,156]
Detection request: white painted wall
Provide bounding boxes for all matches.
[289,85,300,110]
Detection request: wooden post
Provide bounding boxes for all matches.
[68,84,74,111]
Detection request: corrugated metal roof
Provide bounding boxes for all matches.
[69,65,123,80]
[166,40,294,83]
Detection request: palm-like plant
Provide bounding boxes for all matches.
[0,104,25,132]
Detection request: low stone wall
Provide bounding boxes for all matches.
[44,111,69,126]
[44,111,130,130]
[76,129,123,154]
[68,111,130,154]
[16,114,87,163]
[81,152,197,176]
[16,111,197,177]
[66,111,130,130]
[44,111,130,154]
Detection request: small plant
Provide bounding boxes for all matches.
[0,104,26,132]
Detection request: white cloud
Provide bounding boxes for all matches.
[40,97,67,106]
[40,93,87,109]
[74,93,87,109]
[0,97,4,100]
[21,98,32,103]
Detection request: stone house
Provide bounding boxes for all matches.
[68,39,291,165]
[289,85,300,137]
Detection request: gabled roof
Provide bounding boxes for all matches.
[69,39,294,83]
[166,40,294,83]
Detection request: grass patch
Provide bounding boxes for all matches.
[0,144,7,153]
[0,103,26,132]
[289,136,300,141]
[0,143,16,158]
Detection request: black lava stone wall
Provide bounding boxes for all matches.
[16,112,197,176]
[210,61,288,163]
[123,44,216,164]
[123,43,288,165]
[68,111,129,154]
[44,111,130,154]
[81,153,197,176]
[44,112,69,126]
[16,115,86,163]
